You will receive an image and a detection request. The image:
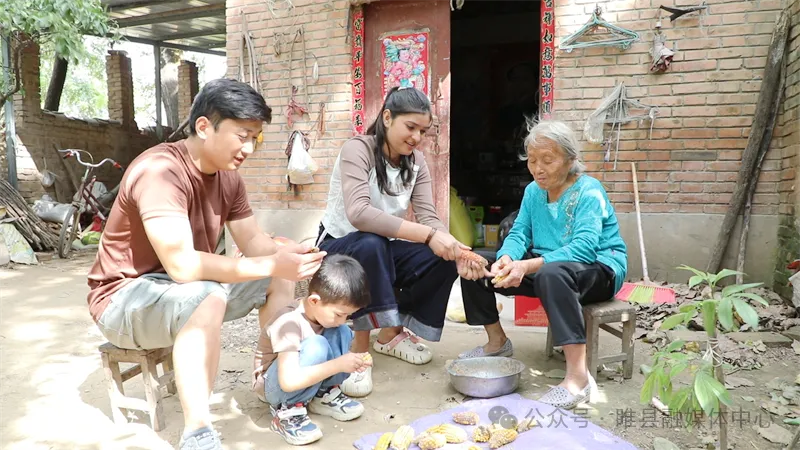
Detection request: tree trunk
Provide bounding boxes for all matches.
[44,56,68,111]
[707,9,790,274]
[159,48,181,129]
[735,54,787,284]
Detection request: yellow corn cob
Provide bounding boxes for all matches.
[472,425,492,443]
[489,428,518,448]
[467,447,482,450]
[517,416,539,433]
[417,433,447,450]
[389,425,415,450]
[452,411,479,425]
[374,432,393,450]
[423,424,467,443]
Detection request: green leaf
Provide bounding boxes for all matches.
[678,265,708,279]
[668,387,691,414]
[688,275,705,289]
[668,352,691,362]
[721,282,763,298]
[679,303,698,314]
[641,373,657,404]
[712,269,742,285]
[665,340,685,353]
[732,292,769,306]
[701,300,717,338]
[733,298,760,330]
[718,298,735,331]
[707,374,733,407]
[640,364,653,375]
[660,313,687,330]
[784,418,800,426]
[670,362,688,378]
[694,371,720,416]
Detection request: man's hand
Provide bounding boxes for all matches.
[335,352,373,374]
[269,244,326,281]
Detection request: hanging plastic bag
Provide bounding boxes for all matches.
[286,131,318,185]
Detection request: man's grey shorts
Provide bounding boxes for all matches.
[97,273,271,350]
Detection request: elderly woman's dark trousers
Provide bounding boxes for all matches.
[461,251,615,346]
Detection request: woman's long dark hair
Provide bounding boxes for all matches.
[365,86,432,196]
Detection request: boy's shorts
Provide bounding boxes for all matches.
[96,273,271,350]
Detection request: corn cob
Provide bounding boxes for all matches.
[489,428,518,448]
[458,250,489,267]
[492,274,507,284]
[517,416,539,433]
[452,411,479,425]
[472,425,492,443]
[416,433,447,450]
[389,425,415,450]
[467,447,482,450]
[373,432,393,450]
[362,353,373,363]
[423,424,467,443]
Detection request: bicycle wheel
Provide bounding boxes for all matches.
[58,206,80,258]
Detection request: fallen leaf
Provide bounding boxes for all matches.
[785,418,800,426]
[796,374,800,386]
[741,396,756,402]
[725,376,755,388]
[762,401,792,417]
[653,437,681,450]
[767,378,785,391]
[545,369,567,379]
[757,423,792,445]
[782,387,799,401]
[772,392,790,406]
[793,340,800,355]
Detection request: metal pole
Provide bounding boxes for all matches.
[2,37,18,188]
[153,43,163,140]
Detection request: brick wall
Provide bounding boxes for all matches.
[552,0,786,216]
[0,42,160,203]
[775,0,800,298]
[178,60,199,121]
[226,0,352,210]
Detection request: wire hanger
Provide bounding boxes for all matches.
[559,4,640,52]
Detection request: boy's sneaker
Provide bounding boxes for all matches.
[270,402,323,446]
[308,386,365,421]
[179,428,221,450]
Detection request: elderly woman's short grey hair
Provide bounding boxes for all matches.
[521,119,586,175]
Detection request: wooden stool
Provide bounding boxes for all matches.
[545,299,636,380]
[99,343,176,431]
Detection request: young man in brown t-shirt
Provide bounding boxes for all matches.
[86,78,326,450]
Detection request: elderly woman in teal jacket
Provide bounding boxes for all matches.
[457,120,627,410]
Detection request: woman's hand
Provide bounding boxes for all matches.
[490,255,513,276]
[457,257,486,280]
[428,229,468,261]
[491,260,527,289]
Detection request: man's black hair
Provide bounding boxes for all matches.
[188,78,272,134]
[307,254,371,309]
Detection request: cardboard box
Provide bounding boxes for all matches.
[485,225,499,248]
[514,295,549,327]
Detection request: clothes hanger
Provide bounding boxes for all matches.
[559,4,640,52]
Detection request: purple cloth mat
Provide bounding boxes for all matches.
[353,394,640,449]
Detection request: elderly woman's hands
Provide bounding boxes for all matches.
[491,256,544,289]
[457,257,489,280]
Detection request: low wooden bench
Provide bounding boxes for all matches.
[99,343,176,431]
[545,299,636,379]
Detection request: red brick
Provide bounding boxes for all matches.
[680,183,705,193]
[671,172,717,182]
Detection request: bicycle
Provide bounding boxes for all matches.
[57,148,124,258]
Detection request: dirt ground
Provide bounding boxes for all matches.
[1,251,797,450]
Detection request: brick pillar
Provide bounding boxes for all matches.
[177,60,199,122]
[13,39,41,125]
[106,50,136,129]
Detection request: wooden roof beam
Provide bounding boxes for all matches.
[115,4,225,28]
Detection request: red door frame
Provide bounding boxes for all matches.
[348,1,556,221]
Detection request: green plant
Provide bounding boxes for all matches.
[640,266,768,449]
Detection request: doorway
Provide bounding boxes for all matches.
[450,0,542,245]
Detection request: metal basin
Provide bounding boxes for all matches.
[446,357,526,398]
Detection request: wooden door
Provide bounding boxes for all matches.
[364,0,452,227]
